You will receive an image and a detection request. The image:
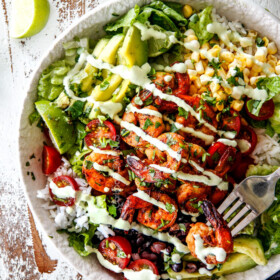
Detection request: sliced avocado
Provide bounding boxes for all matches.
[234,235,267,265]
[99,34,125,65]
[182,254,199,262]
[118,26,148,67]
[91,74,123,101]
[111,79,130,103]
[81,38,110,92]
[35,100,76,154]
[89,106,101,120]
[168,253,256,279]
[54,91,70,109]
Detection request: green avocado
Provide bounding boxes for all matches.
[168,253,256,279]
[118,26,148,67]
[233,235,267,265]
[91,74,123,101]
[80,38,110,92]
[111,79,130,103]
[35,100,76,154]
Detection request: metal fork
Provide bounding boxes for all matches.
[217,168,280,236]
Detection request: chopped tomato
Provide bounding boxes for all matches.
[245,99,275,121]
[127,259,159,276]
[49,175,79,207]
[207,142,228,168]
[42,145,61,175]
[231,155,254,183]
[99,236,132,269]
[85,120,117,149]
[221,111,241,136]
[236,126,257,155]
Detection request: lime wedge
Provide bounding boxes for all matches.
[10,0,50,38]
[148,36,174,57]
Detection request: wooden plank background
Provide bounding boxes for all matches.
[0,0,280,279]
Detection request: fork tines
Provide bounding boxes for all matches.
[217,192,258,236]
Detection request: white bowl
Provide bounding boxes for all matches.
[19,0,280,279]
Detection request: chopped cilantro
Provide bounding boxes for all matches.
[166,203,175,213]
[155,121,162,128]
[143,118,153,130]
[100,80,110,91]
[178,107,189,119]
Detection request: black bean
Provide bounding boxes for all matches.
[166,246,172,254]
[150,242,166,254]
[142,241,152,248]
[140,251,158,261]
[136,235,145,246]
[171,263,183,272]
[185,262,198,273]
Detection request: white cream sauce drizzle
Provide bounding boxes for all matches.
[217,138,237,147]
[236,139,251,153]
[89,146,121,156]
[76,192,189,253]
[120,121,181,161]
[126,103,162,117]
[93,162,130,185]
[49,180,76,199]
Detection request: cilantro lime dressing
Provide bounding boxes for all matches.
[49,180,76,199]
[94,101,123,119]
[236,139,251,153]
[132,189,175,213]
[90,146,121,156]
[217,138,237,147]
[171,253,181,264]
[134,22,167,41]
[198,267,212,276]
[89,248,160,280]
[126,103,163,117]
[120,121,181,161]
[163,115,214,145]
[75,192,189,253]
[164,75,173,82]
[93,162,131,185]
[194,234,226,269]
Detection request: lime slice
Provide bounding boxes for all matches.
[10,0,50,38]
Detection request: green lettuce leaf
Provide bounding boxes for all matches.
[105,5,140,33]
[189,6,214,45]
[67,223,98,256]
[148,1,187,26]
[269,103,280,134]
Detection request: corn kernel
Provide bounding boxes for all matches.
[267,42,278,55]
[231,100,244,111]
[187,69,198,81]
[205,67,215,77]
[195,61,204,74]
[184,54,192,61]
[185,29,195,36]
[210,82,221,93]
[198,86,208,94]
[186,34,198,42]
[202,60,208,69]
[201,43,210,51]
[193,78,202,88]
[218,68,227,80]
[245,57,254,68]
[251,63,263,74]
[208,45,222,57]
[276,65,280,75]
[185,59,195,70]
[248,30,257,38]
[268,60,276,69]
[224,87,232,95]
[268,55,277,62]
[200,74,212,85]
[263,37,269,47]
[191,51,200,63]
[255,47,267,62]
[220,51,234,63]
[183,4,193,18]
[243,68,250,83]
[189,84,197,95]
[214,90,227,101]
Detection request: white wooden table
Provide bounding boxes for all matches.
[0,0,279,279]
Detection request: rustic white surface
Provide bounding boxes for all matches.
[0,0,280,279]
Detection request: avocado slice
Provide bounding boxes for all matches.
[234,235,267,265]
[111,79,130,103]
[99,34,124,65]
[91,74,123,101]
[168,253,256,279]
[118,26,148,67]
[35,100,76,154]
[81,38,110,92]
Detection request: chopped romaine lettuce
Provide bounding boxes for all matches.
[269,103,280,134]
[105,5,140,33]
[67,223,98,256]
[148,1,187,26]
[189,6,214,45]
[246,164,279,177]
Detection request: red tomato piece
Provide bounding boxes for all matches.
[207,142,228,168]
[49,175,79,207]
[85,120,117,149]
[221,112,241,136]
[230,155,254,183]
[236,126,257,155]
[127,259,159,275]
[245,99,275,121]
[42,145,61,175]
[99,236,132,269]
